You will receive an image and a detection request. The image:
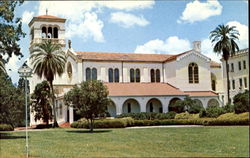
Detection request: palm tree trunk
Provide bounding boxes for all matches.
[225,59,231,104]
[49,80,59,127]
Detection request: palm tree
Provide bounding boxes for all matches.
[0,60,5,73]
[30,40,66,127]
[210,24,239,104]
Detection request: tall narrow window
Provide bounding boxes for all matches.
[53,27,58,38]
[136,69,140,82]
[232,80,235,90]
[108,68,113,83]
[239,78,243,88]
[114,68,119,82]
[130,69,135,82]
[150,102,153,112]
[150,69,155,82]
[243,60,246,69]
[231,63,234,72]
[238,61,241,71]
[156,69,160,82]
[127,103,131,113]
[86,68,91,81]
[92,68,97,80]
[188,63,199,83]
[212,80,216,91]
[228,80,230,90]
[42,27,47,38]
[48,27,52,38]
[244,77,247,88]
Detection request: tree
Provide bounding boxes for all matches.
[233,90,249,114]
[0,71,24,127]
[170,97,203,114]
[0,59,5,73]
[64,80,111,132]
[31,81,53,125]
[210,24,239,104]
[30,40,66,127]
[0,0,26,63]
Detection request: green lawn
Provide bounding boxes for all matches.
[0,126,249,158]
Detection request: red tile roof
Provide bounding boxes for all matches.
[76,52,174,62]
[184,91,218,97]
[104,83,187,96]
[35,15,65,20]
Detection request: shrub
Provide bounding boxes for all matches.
[233,90,249,114]
[71,117,134,128]
[205,106,225,118]
[117,112,176,120]
[0,124,14,131]
[188,104,204,114]
[175,112,199,119]
[199,108,207,118]
[223,104,234,113]
[218,112,249,120]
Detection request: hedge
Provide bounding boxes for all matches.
[175,112,200,119]
[71,117,134,128]
[116,112,176,120]
[71,113,249,128]
[0,124,14,131]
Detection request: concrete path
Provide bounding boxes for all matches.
[126,125,203,129]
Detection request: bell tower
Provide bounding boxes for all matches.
[28,13,66,50]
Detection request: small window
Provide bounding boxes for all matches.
[53,27,58,38]
[136,69,140,82]
[67,62,72,80]
[231,63,234,72]
[232,80,235,90]
[239,78,243,88]
[156,69,160,82]
[130,69,135,82]
[92,68,97,80]
[212,80,216,91]
[244,77,247,88]
[48,27,52,38]
[150,69,155,82]
[108,68,113,83]
[238,61,241,71]
[86,68,91,81]
[243,60,246,69]
[228,80,230,90]
[114,68,119,82]
[42,27,47,38]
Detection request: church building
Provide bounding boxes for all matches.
[28,14,224,125]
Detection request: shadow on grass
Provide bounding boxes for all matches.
[66,129,112,133]
[0,133,28,139]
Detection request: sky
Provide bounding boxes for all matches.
[6,0,249,84]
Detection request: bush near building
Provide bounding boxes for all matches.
[233,90,249,114]
[0,124,14,131]
[117,112,176,120]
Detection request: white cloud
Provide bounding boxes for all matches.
[110,12,149,28]
[100,1,154,11]
[38,1,154,42]
[227,21,249,49]
[134,36,191,54]
[201,39,221,63]
[178,0,222,24]
[22,11,34,24]
[65,12,104,43]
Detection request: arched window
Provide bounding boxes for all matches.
[150,69,155,82]
[53,27,58,38]
[42,27,47,38]
[67,62,72,80]
[86,68,91,81]
[136,69,140,82]
[127,103,131,113]
[114,68,119,82]
[92,68,97,80]
[156,69,160,82]
[130,69,135,82]
[108,68,113,83]
[188,63,199,83]
[48,27,52,38]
